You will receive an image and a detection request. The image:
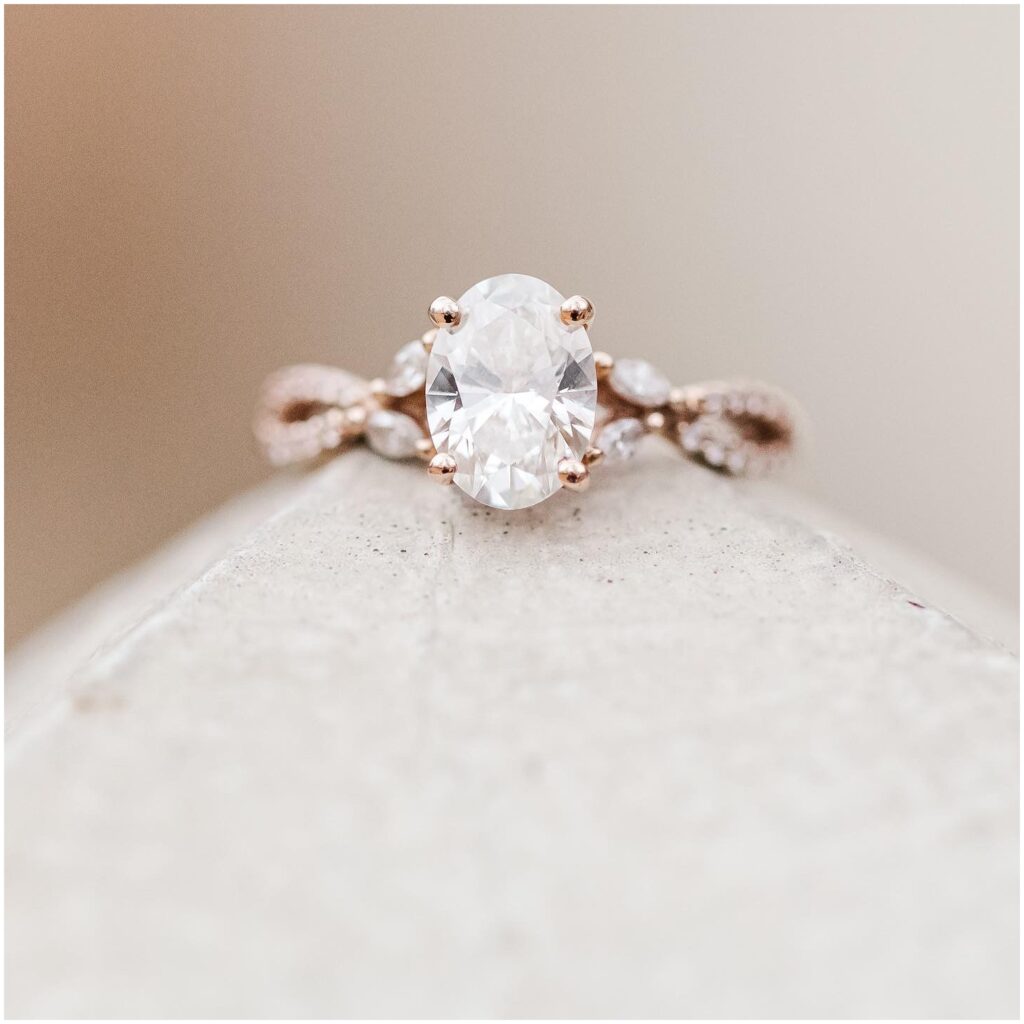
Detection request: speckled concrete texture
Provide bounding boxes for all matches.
[6,447,1019,1017]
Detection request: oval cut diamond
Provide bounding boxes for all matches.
[426,274,598,510]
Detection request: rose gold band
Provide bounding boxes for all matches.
[255,336,795,483]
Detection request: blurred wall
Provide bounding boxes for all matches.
[6,5,1018,645]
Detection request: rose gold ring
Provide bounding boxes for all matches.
[255,273,796,511]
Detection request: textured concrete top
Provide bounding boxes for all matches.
[5,447,1018,1017]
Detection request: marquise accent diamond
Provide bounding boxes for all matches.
[382,340,428,397]
[598,417,645,462]
[366,409,425,460]
[609,358,672,408]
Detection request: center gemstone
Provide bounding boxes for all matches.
[425,274,598,510]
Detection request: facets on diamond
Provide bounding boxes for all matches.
[383,340,428,397]
[366,409,425,459]
[609,358,672,408]
[597,418,645,462]
[425,274,598,510]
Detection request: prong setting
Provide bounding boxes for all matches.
[429,296,462,329]
[558,458,590,492]
[582,446,604,467]
[593,351,614,381]
[645,411,666,433]
[560,295,595,328]
[341,405,368,438]
[427,452,457,483]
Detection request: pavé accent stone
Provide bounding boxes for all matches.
[425,274,597,510]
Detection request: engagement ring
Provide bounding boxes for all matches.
[255,273,796,510]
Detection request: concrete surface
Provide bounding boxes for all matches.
[5,446,1019,1017]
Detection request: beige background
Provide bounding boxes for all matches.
[5,5,1018,645]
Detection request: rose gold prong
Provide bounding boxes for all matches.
[341,405,368,437]
[370,377,388,399]
[429,296,461,329]
[593,351,614,381]
[427,452,457,483]
[415,437,436,461]
[582,446,604,467]
[560,294,594,328]
[645,411,666,433]
[421,327,438,354]
[558,458,590,492]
